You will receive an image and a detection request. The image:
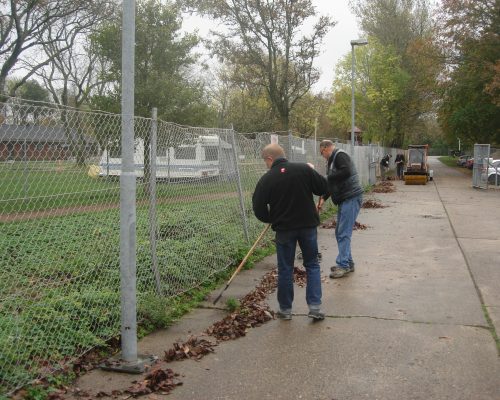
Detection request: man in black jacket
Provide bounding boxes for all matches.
[317,140,364,279]
[252,143,328,321]
[380,154,391,180]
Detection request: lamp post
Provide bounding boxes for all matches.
[350,38,368,148]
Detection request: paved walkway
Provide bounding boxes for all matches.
[69,157,500,400]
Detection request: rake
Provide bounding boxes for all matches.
[212,224,271,305]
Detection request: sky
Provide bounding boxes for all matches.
[311,0,362,92]
[182,0,362,94]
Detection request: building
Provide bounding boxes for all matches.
[0,124,97,161]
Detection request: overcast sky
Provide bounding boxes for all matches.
[311,0,362,92]
[182,0,362,94]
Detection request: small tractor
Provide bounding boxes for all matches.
[404,144,431,185]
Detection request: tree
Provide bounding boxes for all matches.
[206,64,279,132]
[351,0,434,55]
[289,91,332,138]
[6,78,53,124]
[92,0,215,125]
[328,42,408,145]
[437,0,500,145]
[34,3,115,109]
[185,0,334,130]
[347,0,440,147]
[0,0,106,98]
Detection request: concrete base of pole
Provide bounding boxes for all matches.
[99,354,158,374]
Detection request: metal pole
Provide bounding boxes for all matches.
[314,117,318,157]
[288,130,293,161]
[23,139,28,200]
[149,108,162,295]
[120,0,137,363]
[106,141,109,177]
[230,126,249,242]
[351,43,356,150]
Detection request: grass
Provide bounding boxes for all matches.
[0,157,337,395]
[0,160,264,214]
[438,156,472,175]
[0,193,270,393]
[437,156,459,168]
[5,207,336,399]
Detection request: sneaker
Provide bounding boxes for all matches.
[329,266,350,279]
[308,309,325,321]
[276,310,292,320]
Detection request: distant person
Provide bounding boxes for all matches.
[395,153,405,180]
[317,140,363,279]
[252,143,328,321]
[380,154,391,180]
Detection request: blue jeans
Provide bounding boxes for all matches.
[335,194,363,268]
[275,228,322,311]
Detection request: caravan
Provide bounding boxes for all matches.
[99,135,233,180]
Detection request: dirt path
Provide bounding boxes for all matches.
[0,192,241,223]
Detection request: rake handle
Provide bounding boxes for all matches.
[213,224,271,305]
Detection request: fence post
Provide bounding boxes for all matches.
[23,139,28,200]
[230,126,249,242]
[149,108,162,295]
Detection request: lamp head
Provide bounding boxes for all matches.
[350,38,368,46]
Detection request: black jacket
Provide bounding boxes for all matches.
[323,149,363,205]
[252,158,328,231]
[380,155,390,167]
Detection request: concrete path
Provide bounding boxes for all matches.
[69,157,500,400]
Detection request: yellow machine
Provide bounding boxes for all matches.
[404,145,430,185]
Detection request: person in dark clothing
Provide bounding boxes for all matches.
[252,143,328,321]
[317,140,364,279]
[395,153,405,180]
[380,154,391,180]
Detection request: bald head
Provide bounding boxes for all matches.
[261,143,286,169]
[262,143,286,160]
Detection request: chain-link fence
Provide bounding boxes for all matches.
[0,99,390,394]
[472,144,490,189]
[487,147,500,188]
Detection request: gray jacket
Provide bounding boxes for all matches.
[324,149,363,205]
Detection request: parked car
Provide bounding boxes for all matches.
[456,154,472,167]
[487,159,500,186]
[465,158,474,169]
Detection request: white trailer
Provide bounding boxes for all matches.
[99,135,232,179]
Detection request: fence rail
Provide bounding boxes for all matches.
[0,100,389,395]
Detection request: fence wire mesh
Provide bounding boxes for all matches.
[1,99,385,395]
[472,144,491,189]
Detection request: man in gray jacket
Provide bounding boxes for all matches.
[317,140,363,279]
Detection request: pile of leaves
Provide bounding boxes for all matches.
[293,266,307,287]
[164,336,217,362]
[321,219,368,230]
[205,269,278,341]
[320,219,337,229]
[362,199,387,208]
[124,367,182,397]
[371,181,396,193]
[353,221,368,230]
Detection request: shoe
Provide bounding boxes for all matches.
[308,309,325,321]
[348,261,355,272]
[329,266,350,279]
[296,252,322,261]
[276,310,292,320]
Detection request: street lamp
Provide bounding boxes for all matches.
[350,38,368,148]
